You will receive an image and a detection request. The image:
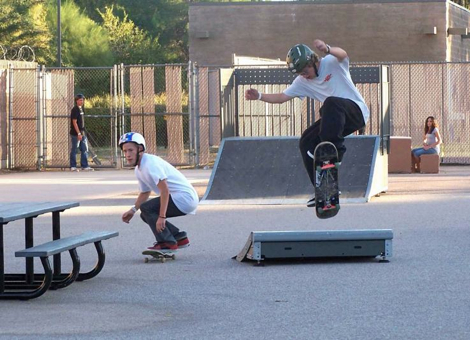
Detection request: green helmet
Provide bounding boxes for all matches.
[286,44,318,74]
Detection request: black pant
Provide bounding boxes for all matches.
[299,97,365,186]
[140,195,185,244]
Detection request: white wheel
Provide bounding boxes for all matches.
[144,258,149,263]
[160,257,166,263]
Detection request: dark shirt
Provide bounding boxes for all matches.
[70,106,84,135]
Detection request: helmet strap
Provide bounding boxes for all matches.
[313,62,319,77]
[134,152,140,167]
[134,145,144,167]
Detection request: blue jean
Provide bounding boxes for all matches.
[412,147,437,158]
[70,134,89,168]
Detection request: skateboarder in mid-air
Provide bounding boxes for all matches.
[245,40,370,208]
[120,132,199,252]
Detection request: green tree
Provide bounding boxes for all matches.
[74,0,240,63]
[46,0,113,66]
[98,5,162,64]
[0,0,53,64]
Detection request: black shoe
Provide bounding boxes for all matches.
[307,196,316,207]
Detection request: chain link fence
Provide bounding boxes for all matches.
[42,67,116,168]
[119,64,192,166]
[189,64,221,167]
[1,61,469,170]
[7,67,39,169]
[385,62,470,164]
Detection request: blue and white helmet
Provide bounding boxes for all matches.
[119,132,146,151]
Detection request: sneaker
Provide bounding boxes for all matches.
[146,242,178,252]
[177,237,190,249]
[174,231,187,241]
[307,196,316,207]
[70,167,79,172]
[82,167,94,171]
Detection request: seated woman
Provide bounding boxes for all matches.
[412,116,442,172]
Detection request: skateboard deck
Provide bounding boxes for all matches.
[142,249,176,263]
[314,141,340,219]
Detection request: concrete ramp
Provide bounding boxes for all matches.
[201,136,388,204]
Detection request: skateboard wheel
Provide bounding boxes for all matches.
[160,258,166,263]
[317,207,324,214]
[144,258,149,263]
[334,162,341,168]
[316,166,322,172]
[171,255,176,260]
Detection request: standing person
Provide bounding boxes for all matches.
[245,40,370,207]
[70,94,93,171]
[120,132,198,252]
[411,116,442,172]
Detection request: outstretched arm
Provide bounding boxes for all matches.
[245,88,293,104]
[313,39,348,62]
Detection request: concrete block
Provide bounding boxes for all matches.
[389,137,412,173]
[420,154,440,173]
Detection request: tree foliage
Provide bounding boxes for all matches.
[0,0,269,66]
[74,0,239,63]
[98,5,162,64]
[0,0,53,63]
[46,0,113,66]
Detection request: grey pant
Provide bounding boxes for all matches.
[140,196,186,244]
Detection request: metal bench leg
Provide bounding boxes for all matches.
[77,241,105,281]
[50,248,80,290]
[0,257,53,300]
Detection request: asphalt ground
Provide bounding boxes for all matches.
[0,166,469,340]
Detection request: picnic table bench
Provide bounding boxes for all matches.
[0,202,119,300]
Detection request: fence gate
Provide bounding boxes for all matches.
[7,66,40,169]
[117,64,193,167]
[41,66,117,169]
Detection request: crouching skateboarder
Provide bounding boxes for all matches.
[245,40,370,208]
[120,132,199,252]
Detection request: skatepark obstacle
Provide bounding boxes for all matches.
[235,229,393,265]
[202,135,388,204]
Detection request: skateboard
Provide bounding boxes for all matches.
[142,249,176,263]
[83,131,102,166]
[314,141,341,219]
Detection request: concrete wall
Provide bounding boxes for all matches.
[189,0,470,66]
[448,2,470,61]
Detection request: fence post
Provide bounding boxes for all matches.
[113,64,120,169]
[193,63,201,167]
[119,63,125,168]
[8,64,13,169]
[188,61,195,167]
[36,65,43,170]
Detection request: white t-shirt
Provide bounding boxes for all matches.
[283,55,370,124]
[135,153,198,214]
[426,127,440,154]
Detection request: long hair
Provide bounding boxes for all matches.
[74,94,85,107]
[425,116,438,134]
